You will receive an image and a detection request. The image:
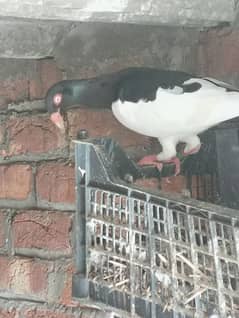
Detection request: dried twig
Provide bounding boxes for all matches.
[109,260,127,267]
[115,279,129,287]
[176,252,206,277]
[156,253,168,264]
[184,286,208,305]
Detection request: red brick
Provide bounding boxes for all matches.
[161,175,187,193]
[0,211,7,248]
[0,96,10,110]
[24,309,74,318]
[29,262,48,295]
[13,211,72,253]
[29,78,43,100]
[0,164,32,200]
[199,29,239,76]
[0,308,17,318]
[6,115,66,156]
[36,163,75,204]
[0,79,28,104]
[0,123,5,144]
[0,59,62,106]
[68,109,151,148]
[0,256,48,298]
[40,60,63,96]
[0,256,9,288]
[134,177,160,189]
[60,263,74,306]
[29,60,63,100]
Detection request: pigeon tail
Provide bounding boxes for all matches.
[215,93,239,124]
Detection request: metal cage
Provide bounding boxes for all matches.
[73,138,239,318]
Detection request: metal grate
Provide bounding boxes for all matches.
[73,139,239,318]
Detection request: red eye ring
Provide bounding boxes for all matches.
[53,93,62,106]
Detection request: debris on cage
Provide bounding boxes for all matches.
[74,139,239,318]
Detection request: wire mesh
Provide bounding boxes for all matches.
[74,140,239,318]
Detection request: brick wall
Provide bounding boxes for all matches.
[0,56,165,317]
[0,54,187,316]
[198,27,239,84]
[0,58,81,317]
[0,24,235,317]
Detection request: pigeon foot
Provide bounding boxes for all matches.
[137,155,163,171]
[138,155,181,175]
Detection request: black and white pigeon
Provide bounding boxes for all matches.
[45,67,239,174]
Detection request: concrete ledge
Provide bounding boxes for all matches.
[0,0,237,59]
[0,0,236,27]
[0,20,72,58]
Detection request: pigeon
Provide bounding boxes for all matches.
[45,67,239,175]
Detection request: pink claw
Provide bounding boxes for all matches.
[137,155,181,175]
[137,155,163,171]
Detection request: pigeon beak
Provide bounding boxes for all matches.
[50,111,65,131]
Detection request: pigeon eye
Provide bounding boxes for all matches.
[53,93,62,106]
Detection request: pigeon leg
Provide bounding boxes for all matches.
[182,136,201,156]
[162,157,181,175]
[137,155,181,175]
[138,138,180,175]
[156,138,180,175]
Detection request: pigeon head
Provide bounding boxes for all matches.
[45,81,66,131]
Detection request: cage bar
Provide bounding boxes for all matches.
[74,138,239,318]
